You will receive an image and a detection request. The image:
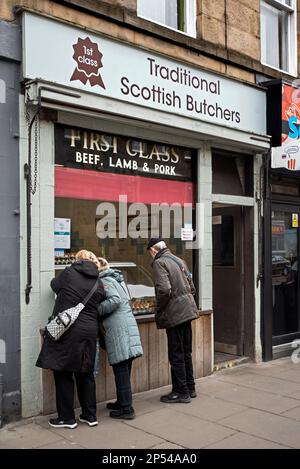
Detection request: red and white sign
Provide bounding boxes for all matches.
[272,84,300,171]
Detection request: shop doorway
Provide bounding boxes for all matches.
[212,205,246,363]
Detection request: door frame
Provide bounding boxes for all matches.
[213,205,244,355]
[212,195,255,358]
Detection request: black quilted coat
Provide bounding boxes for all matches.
[36,260,105,372]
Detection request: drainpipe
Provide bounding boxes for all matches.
[0,373,3,428]
[24,107,39,305]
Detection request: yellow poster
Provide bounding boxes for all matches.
[292,213,298,228]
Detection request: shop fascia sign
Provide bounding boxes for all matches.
[272,83,300,171]
[23,12,266,136]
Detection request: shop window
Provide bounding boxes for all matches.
[213,216,234,267]
[260,0,296,75]
[54,125,196,315]
[137,0,196,37]
[272,210,299,336]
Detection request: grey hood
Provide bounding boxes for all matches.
[99,268,124,283]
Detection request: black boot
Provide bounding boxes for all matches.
[106,400,120,410]
[109,407,135,420]
[160,392,191,403]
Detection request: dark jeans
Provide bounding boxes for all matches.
[166,320,195,396]
[112,359,133,409]
[53,370,96,421]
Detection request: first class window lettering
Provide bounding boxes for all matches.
[54,125,194,182]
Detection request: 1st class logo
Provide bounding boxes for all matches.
[70,37,105,89]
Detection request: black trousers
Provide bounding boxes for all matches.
[53,370,96,421]
[166,320,195,396]
[112,359,133,409]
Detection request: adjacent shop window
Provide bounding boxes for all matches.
[137,0,196,37]
[260,0,296,74]
[272,210,299,336]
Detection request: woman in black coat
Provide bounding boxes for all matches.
[36,250,105,429]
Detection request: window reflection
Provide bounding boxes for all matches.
[272,211,299,335]
[55,198,193,315]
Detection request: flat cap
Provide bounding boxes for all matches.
[146,237,164,250]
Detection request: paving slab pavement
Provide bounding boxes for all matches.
[219,408,300,448]
[1,357,300,449]
[205,432,288,449]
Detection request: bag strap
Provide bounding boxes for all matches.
[162,255,192,291]
[82,277,100,306]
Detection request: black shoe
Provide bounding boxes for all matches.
[79,414,98,427]
[106,400,120,410]
[109,407,135,420]
[189,390,197,398]
[160,392,191,404]
[48,418,77,429]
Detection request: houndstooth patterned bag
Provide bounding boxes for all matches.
[46,303,85,341]
[46,278,99,341]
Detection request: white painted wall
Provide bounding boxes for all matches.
[197,144,213,311]
[0,78,6,104]
[19,97,55,417]
[197,144,213,372]
[0,340,6,364]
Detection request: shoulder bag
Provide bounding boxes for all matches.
[46,277,100,341]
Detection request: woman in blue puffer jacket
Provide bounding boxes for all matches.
[97,258,143,420]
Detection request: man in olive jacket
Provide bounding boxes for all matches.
[148,238,199,403]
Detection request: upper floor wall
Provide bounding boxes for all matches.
[0,0,298,85]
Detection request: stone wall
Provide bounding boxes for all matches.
[0,0,295,82]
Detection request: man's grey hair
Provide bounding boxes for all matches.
[152,240,167,251]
